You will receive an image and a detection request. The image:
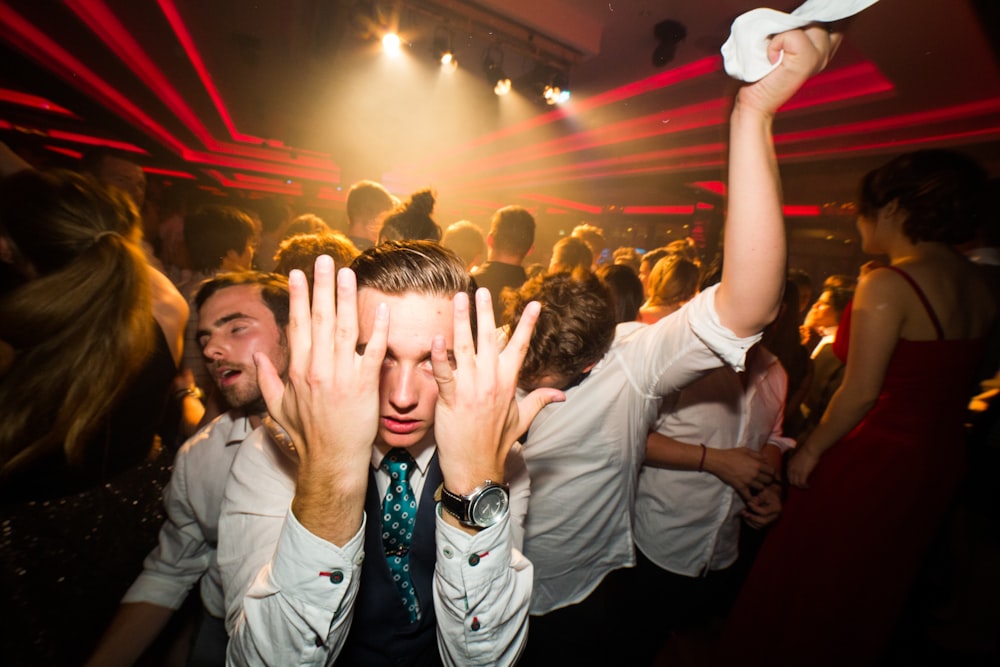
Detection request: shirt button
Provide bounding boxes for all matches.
[314,636,325,647]
[442,546,454,559]
[329,570,344,584]
[468,553,480,566]
[471,617,481,631]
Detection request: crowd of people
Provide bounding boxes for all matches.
[1,21,998,667]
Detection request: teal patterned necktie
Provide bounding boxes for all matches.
[380,448,420,622]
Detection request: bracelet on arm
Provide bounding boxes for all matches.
[174,385,204,401]
[697,443,707,472]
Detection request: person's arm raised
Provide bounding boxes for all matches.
[255,255,387,544]
[716,26,842,338]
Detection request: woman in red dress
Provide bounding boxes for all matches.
[720,149,995,666]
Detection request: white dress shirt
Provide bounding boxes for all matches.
[218,430,532,667]
[516,284,761,614]
[121,411,255,618]
[633,349,795,577]
[810,325,838,359]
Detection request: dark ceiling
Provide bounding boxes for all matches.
[1,0,999,234]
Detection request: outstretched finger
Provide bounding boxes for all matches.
[309,256,336,380]
[254,351,284,421]
[334,268,360,371]
[430,333,457,403]
[474,287,498,364]
[450,290,476,370]
[286,269,313,383]
[501,300,541,371]
[360,300,389,378]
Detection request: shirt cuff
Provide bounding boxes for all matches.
[435,505,512,584]
[268,509,367,607]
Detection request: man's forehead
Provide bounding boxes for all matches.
[356,287,456,337]
[200,285,266,318]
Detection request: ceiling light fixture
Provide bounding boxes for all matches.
[543,70,571,105]
[652,19,686,68]
[382,31,402,54]
[433,26,457,70]
[482,46,511,96]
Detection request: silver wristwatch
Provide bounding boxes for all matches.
[440,480,510,528]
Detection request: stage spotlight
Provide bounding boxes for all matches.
[433,27,457,70]
[483,46,511,96]
[652,19,686,68]
[382,31,401,54]
[543,71,571,105]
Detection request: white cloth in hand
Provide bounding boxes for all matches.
[722,0,880,82]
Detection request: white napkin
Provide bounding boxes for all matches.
[721,0,880,82]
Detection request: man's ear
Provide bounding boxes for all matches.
[486,233,495,249]
[880,198,901,221]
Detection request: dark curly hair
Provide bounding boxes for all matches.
[503,269,616,389]
[857,149,987,245]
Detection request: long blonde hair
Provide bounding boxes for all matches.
[0,169,154,478]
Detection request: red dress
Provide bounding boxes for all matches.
[720,266,986,666]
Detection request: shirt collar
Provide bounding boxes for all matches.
[224,410,257,446]
[371,440,436,473]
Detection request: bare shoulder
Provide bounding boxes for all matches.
[149,267,189,326]
[876,255,995,339]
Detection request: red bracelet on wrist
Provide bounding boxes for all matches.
[698,443,707,472]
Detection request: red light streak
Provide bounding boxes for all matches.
[515,194,603,214]
[43,145,83,159]
[623,205,695,215]
[156,0,264,146]
[406,56,723,168]
[0,3,189,154]
[783,205,821,217]
[66,0,338,171]
[143,167,196,179]
[46,130,147,153]
[0,89,78,117]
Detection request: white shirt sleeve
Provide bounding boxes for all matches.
[121,415,238,613]
[616,284,763,397]
[434,510,532,667]
[226,509,366,667]
[121,437,208,610]
[220,430,364,667]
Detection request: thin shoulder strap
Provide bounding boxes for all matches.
[880,265,944,339]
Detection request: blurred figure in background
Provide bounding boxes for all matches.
[346,179,396,251]
[0,169,180,664]
[572,222,609,268]
[548,235,593,275]
[441,219,486,272]
[596,263,644,324]
[377,188,442,244]
[472,205,536,316]
[723,149,996,666]
[638,256,701,324]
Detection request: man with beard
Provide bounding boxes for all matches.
[87,272,290,667]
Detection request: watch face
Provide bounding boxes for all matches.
[470,485,508,527]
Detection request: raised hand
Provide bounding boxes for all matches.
[254,255,389,543]
[431,288,564,496]
[737,25,843,118]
